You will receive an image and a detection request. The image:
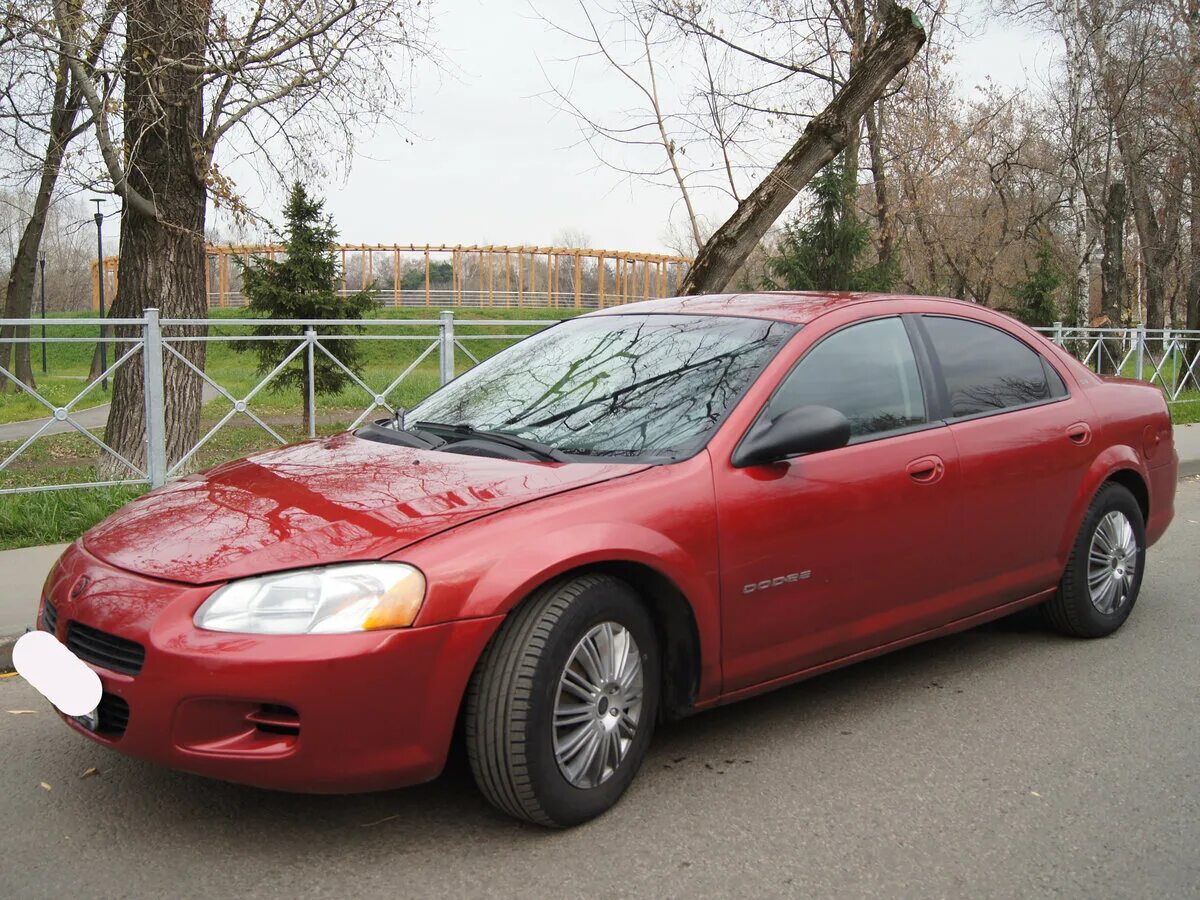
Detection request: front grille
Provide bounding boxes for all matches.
[66,621,145,676]
[40,600,58,636]
[96,693,129,737]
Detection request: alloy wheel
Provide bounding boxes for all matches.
[1087,509,1139,615]
[552,621,644,789]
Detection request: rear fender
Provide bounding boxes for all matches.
[1057,444,1149,565]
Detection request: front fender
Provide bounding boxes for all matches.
[398,457,723,701]
[458,521,716,624]
[1057,444,1149,565]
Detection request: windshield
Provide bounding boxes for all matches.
[408,314,794,459]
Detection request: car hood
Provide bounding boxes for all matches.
[83,432,648,585]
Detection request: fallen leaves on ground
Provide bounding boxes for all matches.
[7,709,37,715]
[80,767,99,779]
[359,814,400,828]
[39,782,51,791]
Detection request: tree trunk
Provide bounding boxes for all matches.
[680,1,925,295]
[1100,180,1126,374]
[1124,155,1184,335]
[865,100,895,264]
[1185,151,1199,391]
[1189,151,1200,333]
[99,0,211,479]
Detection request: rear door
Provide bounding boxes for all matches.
[713,315,964,694]
[913,314,1094,611]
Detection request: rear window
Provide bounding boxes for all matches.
[923,316,1052,418]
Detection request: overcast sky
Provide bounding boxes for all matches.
[217,1,1056,256]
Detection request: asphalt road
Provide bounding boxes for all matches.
[2,481,1197,899]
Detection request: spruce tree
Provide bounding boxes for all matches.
[1011,240,1063,328]
[763,156,895,292]
[236,182,376,435]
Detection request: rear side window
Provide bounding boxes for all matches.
[922,316,1052,418]
[766,317,927,439]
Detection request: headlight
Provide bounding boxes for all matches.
[193,563,426,635]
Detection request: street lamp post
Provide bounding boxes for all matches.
[39,252,47,374]
[92,199,107,390]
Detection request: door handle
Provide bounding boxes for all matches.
[906,455,945,484]
[1066,422,1092,446]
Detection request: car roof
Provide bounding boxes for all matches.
[584,291,974,325]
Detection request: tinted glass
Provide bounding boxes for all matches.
[1045,359,1068,397]
[766,317,927,439]
[923,316,1051,418]
[410,314,792,458]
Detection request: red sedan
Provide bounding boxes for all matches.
[35,292,1177,826]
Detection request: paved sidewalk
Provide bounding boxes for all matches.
[0,384,221,443]
[0,542,69,668]
[1176,422,1200,478]
[0,543,68,636]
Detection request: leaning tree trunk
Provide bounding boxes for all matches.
[680,1,925,295]
[1100,180,1126,374]
[99,0,212,479]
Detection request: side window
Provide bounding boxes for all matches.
[1044,358,1069,397]
[922,316,1053,418]
[766,317,927,440]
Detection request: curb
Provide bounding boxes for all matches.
[0,633,17,674]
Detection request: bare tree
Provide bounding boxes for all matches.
[0,0,118,391]
[681,1,927,293]
[42,0,434,473]
[539,1,713,250]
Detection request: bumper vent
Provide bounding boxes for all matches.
[96,693,130,737]
[246,703,301,737]
[40,600,58,636]
[66,621,145,676]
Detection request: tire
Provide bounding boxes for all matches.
[464,574,659,827]
[1043,482,1146,638]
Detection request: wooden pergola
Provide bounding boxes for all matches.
[92,243,693,310]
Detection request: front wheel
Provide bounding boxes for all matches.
[464,574,659,827]
[1043,482,1146,638]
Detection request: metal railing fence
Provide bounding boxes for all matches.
[0,311,557,495]
[1033,322,1200,403]
[0,313,1196,496]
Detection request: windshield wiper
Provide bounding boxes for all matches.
[414,421,566,462]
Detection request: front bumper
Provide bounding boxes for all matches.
[41,542,501,793]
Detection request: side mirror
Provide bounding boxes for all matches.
[733,405,851,468]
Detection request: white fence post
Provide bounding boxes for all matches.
[439,310,455,385]
[142,308,168,488]
[1135,325,1146,381]
[1052,321,1064,346]
[305,327,317,439]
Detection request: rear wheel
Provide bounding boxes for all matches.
[1043,482,1146,638]
[465,574,659,827]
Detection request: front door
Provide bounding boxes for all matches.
[713,316,964,694]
